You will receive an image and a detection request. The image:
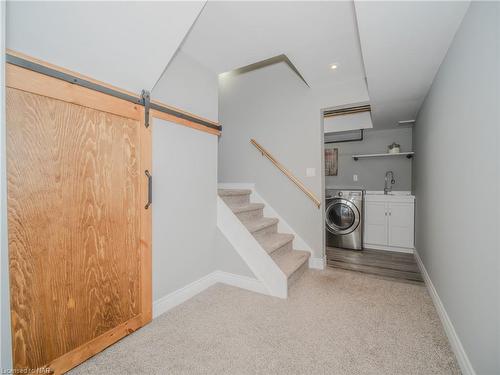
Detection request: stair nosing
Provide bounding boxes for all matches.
[218,189,252,197]
[273,250,311,277]
[241,217,279,233]
[256,232,294,254]
[230,203,265,214]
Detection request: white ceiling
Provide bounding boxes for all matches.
[355,1,470,129]
[180,1,369,106]
[5,1,470,129]
[6,1,205,94]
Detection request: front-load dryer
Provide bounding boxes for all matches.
[325,189,363,250]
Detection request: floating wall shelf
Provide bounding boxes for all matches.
[352,152,414,161]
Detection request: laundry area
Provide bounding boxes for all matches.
[322,106,420,282]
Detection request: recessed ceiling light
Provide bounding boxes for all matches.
[330,64,338,70]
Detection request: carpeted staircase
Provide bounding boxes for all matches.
[218,189,310,288]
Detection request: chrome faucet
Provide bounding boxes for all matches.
[384,171,395,195]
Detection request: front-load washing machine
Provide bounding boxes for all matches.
[325,189,363,250]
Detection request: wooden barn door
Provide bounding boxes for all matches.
[6,60,152,373]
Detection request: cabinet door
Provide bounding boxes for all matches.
[388,202,414,248]
[364,201,388,246]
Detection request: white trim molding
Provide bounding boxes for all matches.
[217,196,287,298]
[364,243,414,254]
[213,271,268,295]
[308,257,325,270]
[217,183,315,256]
[153,271,268,319]
[414,251,476,375]
[153,272,217,318]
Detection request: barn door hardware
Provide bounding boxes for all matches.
[6,53,143,106]
[144,170,152,209]
[141,90,151,128]
[6,52,220,132]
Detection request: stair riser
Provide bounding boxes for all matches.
[221,194,250,206]
[287,261,309,289]
[252,223,278,237]
[235,208,263,221]
[269,240,293,258]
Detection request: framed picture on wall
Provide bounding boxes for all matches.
[325,148,338,176]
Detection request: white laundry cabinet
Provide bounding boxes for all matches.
[363,192,415,253]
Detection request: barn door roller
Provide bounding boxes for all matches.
[6,53,221,132]
[141,90,151,128]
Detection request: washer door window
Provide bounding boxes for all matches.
[326,199,360,235]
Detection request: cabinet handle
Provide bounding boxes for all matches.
[385,212,387,216]
[389,212,391,216]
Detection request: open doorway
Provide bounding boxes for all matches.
[320,103,420,282]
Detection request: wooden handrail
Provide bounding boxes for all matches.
[250,139,321,208]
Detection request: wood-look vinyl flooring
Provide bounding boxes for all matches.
[326,247,424,282]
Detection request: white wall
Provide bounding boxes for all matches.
[218,63,371,259]
[214,228,254,278]
[6,1,205,93]
[152,119,217,299]
[326,128,413,191]
[153,50,218,122]
[324,111,373,133]
[218,63,324,257]
[152,44,255,301]
[413,2,499,374]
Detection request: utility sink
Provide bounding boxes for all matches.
[364,191,415,202]
[365,191,412,196]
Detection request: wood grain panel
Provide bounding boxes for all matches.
[6,87,145,372]
[46,314,143,373]
[6,64,142,121]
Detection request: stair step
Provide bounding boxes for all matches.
[231,203,264,221]
[218,189,252,206]
[273,250,310,278]
[230,202,264,214]
[241,217,279,234]
[218,189,252,196]
[255,233,294,254]
[219,187,310,290]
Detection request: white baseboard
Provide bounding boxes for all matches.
[364,243,414,254]
[213,270,269,295]
[414,251,476,375]
[153,272,217,318]
[153,271,268,319]
[308,257,325,270]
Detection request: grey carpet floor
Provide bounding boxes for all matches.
[69,268,460,375]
